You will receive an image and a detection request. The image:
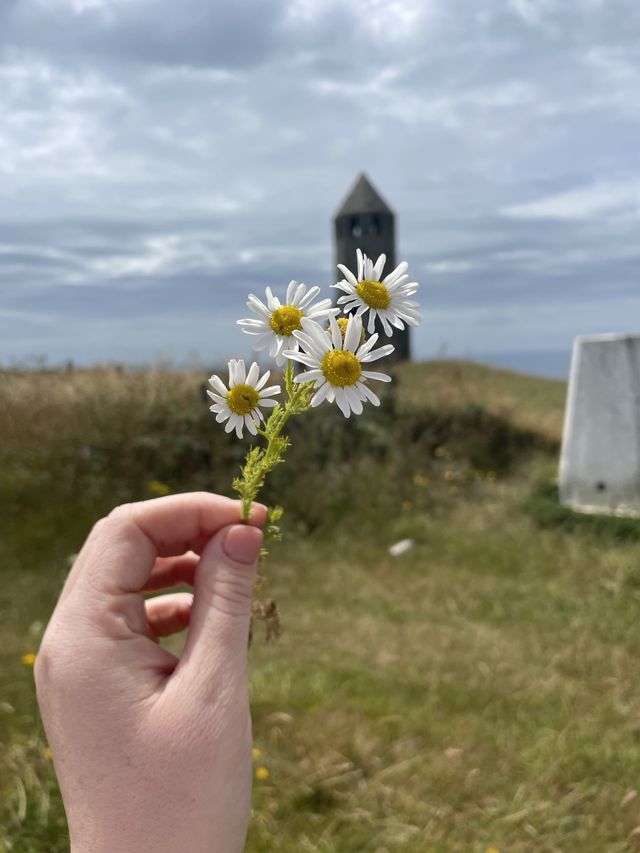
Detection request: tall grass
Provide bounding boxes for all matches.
[4,361,640,852]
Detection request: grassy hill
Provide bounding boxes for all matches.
[3,361,640,852]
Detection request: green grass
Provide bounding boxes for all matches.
[3,361,640,852]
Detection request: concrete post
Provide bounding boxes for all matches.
[559,333,640,516]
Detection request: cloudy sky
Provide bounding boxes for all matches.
[1,0,639,372]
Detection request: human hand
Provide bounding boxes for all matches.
[35,492,265,853]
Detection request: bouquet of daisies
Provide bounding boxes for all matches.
[207,249,421,634]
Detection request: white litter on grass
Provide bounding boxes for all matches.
[388,538,414,557]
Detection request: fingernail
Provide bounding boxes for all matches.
[223,525,263,564]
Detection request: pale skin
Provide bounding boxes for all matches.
[35,492,265,853]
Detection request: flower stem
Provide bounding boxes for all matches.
[234,362,311,521]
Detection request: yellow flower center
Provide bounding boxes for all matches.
[269,305,304,337]
[356,279,391,310]
[336,317,350,337]
[329,317,367,345]
[320,350,362,387]
[227,383,259,415]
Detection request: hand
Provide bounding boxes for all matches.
[35,492,265,853]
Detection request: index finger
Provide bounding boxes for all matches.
[70,492,266,597]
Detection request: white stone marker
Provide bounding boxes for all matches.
[559,333,640,517]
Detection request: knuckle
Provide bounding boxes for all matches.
[203,569,254,617]
[107,502,134,523]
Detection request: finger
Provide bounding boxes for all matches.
[174,523,263,697]
[142,552,200,592]
[65,493,266,599]
[145,592,194,639]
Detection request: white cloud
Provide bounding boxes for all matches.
[501,180,640,222]
[424,260,477,274]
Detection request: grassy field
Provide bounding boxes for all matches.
[3,360,640,852]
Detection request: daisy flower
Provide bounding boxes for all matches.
[237,280,337,366]
[283,315,394,418]
[207,359,280,438]
[333,248,422,336]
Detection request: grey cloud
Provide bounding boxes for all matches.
[1,0,640,367]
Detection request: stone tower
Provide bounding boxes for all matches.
[333,173,410,360]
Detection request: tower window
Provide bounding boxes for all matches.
[351,217,362,238]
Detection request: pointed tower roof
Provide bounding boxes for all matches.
[335,172,394,218]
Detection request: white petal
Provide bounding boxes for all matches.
[246,295,272,318]
[237,317,266,326]
[334,387,351,418]
[310,381,332,407]
[235,419,244,439]
[344,315,361,353]
[252,332,275,350]
[246,362,260,386]
[255,370,271,391]
[296,369,324,382]
[285,280,297,304]
[265,287,279,309]
[258,397,279,407]
[373,254,386,280]
[362,370,392,382]
[208,375,228,395]
[258,384,281,397]
[356,248,364,280]
[383,261,408,286]
[301,318,331,354]
[329,314,342,350]
[298,285,320,308]
[364,256,375,279]
[291,330,320,354]
[228,359,238,386]
[244,415,258,435]
[356,381,381,406]
[286,350,320,368]
[360,344,395,363]
[386,274,409,292]
[367,312,377,334]
[268,337,280,358]
[306,298,334,315]
[345,386,363,415]
[215,409,229,423]
[355,334,378,359]
[336,264,358,288]
[380,314,393,337]
[206,391,227,405]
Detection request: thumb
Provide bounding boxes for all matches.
[176,523,263,691]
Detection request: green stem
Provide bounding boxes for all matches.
[235,362,311,521]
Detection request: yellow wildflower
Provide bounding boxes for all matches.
[413,473,429,487]
[255,766,270,781]
[252,747,262,761]
[444,470,455,482]
[43,747,53,761]
[148,480,171,496]
[21,653,37,667]
[434,446,447,458]
[402,500,413,511]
